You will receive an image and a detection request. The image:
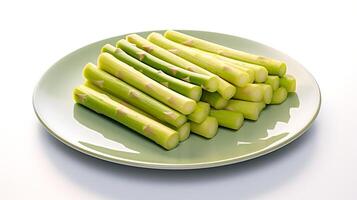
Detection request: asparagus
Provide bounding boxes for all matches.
[203,50,268,82]
[102,44,202,101]
[85,82,190,141]
[187,102,210,123]
[83,63,186,127]
[190,116,218,139]
[234,83,264,102]
[188,47,256,83]
[126,34,222,93]
[128,33,236,99]
[270,87,288,104]
[265,75,280,91]
[259,84,273,104]
[165,30,287,77]
[279,75,296,92]
[73,85,179,150]
[176,122,191,141]
[147,33,250,87]
[98,53,196,115]
[116,39,217,92]
[201,91,228,109]
[225,100,266,120]
[210,109,244,130]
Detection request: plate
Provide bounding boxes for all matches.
[33,30,321,169]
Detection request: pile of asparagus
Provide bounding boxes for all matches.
[73,30,296,150]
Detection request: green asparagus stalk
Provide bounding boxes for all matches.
[201,91,228,109]
[279,75,296,92]
[259,84,273,104]
[73,85,179,150]
[270,87,288,104]
[102,44,202,101]
[127,33,236,99]
[126,34,222,92]
[186,47,256,82]
[116,39,217,92]
[203,50,268,82]
[147,33,250,87]
[265,75,280,91]
[187,102,210,123]
[176,122,191,141]
[210,109,244,130]
[85,82,190,141]
[190,116,218,139]
[98,53,196,115]
[225,100,266,120]
[83,63,186,127]
[234,83,264,102]
[164,30,287,77]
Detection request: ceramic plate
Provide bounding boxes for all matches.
[33,30,321,169]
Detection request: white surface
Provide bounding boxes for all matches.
[1,0,356,199]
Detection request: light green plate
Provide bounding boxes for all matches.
[33,30,321,169]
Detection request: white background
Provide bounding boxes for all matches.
[1,0,356,199]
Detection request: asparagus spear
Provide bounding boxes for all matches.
[210,109,244,130]
[203,50,268,82]
[147,33,250,87]
[259,84,273,104]
[279,75,296,92]
[83,63,186,127]
[102,44,202,101]
[164,30,287,77]
[73,85,179,150]
[201,91,228,109]
[176,122,191,141]
[187,102,210,123]
[85,82,190,141]
[128,33,236,99]
[126,34,222,93]
[265,75,280,91]
[225,100,266,120]
[116,39,217,92]
[98,53,196,115]
[190,116,218,139]
[234,83,264,102]
[270,87,288,104]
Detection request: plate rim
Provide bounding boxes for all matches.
[33,30,321,170]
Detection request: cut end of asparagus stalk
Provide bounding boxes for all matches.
[278,62,287,77]
[260,84,273,104]
[225,100,266,121]
[202,75,219,92]
[220,83,236,100]
[165,132,180,150]
[234,84,264,102]
[201,91,229,109]
[265,75,280,91]
[270,87,288,104]
[236,71,250,87]
[255,67,269,83]
[179,100,197,115]
[188,86,202,101]
[280,75,296,92]
[177,122,191,141]
[190,116,218,139]
[187,102,210,123]
[210,109,244,130]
